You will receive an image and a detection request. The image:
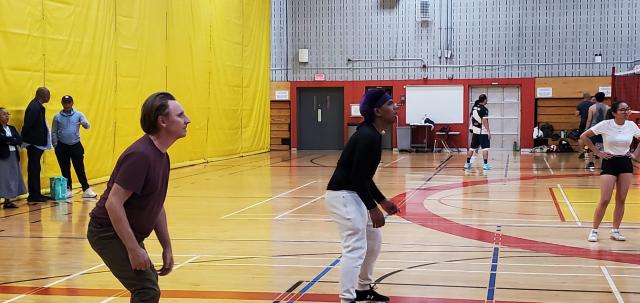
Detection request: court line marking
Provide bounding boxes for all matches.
[601,266,625,303]
[485,226,502,303]
[557,184,581,226]
[548,188,566,222]
[274,195,324,220]
[503,154,509,179]
[220,181,317,218]
[544,158,555,174]
[148,255,640,269]
[174,255,201,270]
[286,257,340,302]
[1,263,104,303]
[382,156,405,168]
[174,262,639,277]
[224,216,640,229]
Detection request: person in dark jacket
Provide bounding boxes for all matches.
[0,107,27,208]
[325,89,399,303]
[21,87,52,202]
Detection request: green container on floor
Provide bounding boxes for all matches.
[49,176,68,201]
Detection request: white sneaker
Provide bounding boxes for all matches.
[587,230,598,242]
[82,188,98,198]
[610,230,626,241]
[65,190,73,199]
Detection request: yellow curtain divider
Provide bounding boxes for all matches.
[0,0,271,192]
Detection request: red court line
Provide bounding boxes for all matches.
[547,187,566,221]
[396,173,640,265]
[0,285,539,302]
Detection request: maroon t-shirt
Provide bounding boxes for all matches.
[90,135,170,242]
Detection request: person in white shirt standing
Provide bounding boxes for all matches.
[52,95,97,199]
[580,101,640,242]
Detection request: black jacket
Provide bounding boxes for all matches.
[21,99,48,146]
[0,124,22,161]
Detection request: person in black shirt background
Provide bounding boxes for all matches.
[326,89,399,303]
[575,92,594,159]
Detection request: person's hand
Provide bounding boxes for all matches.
[379,199,399,216]
[128,246,151,271]
[597,151,613,159]
[626,152,636,160]
[488,133,491,140]
[158,248,174,276]
[369,207,385,228]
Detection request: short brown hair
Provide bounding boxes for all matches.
[140,92,175,134]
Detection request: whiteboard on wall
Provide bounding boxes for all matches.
[405,85,464,124]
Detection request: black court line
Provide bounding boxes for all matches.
[0,204,57,220]
[225,153,322,176]
[170,152,317,181]
[0,270,112,286]
[273,280,304,303]
[310,280,640,295]
[504,154,510,178]
[309,154,327,166]
[373,253,640,294]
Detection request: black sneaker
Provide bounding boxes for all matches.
[2,202,18,209]
[355,285,389,302]
[586,162,595,170]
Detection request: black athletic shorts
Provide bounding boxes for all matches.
[470,134,490,149]
[601,156,634,176]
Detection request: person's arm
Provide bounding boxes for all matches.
[585,106,594,129]
[51,116,58,147]
[154,207,174,276]
[575,104,581,117]
[79,112,90,129]
[10,126,22,146]
[21,105,36,137]
[350,137,378,210]
[580,127,612,159]
[105,183,151,270]
[631,124,640,159]
[349,133,386,227]
[482,117,491,139]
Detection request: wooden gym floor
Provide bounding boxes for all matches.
[1,150,639,303]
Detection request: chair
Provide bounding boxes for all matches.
[433,126,460,153]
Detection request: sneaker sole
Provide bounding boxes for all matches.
[610,236,626,241]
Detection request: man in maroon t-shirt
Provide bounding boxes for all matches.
[87,92,190,303]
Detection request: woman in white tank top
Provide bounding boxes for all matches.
[580,101,640,242]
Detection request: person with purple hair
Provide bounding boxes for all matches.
[325,89,400,303]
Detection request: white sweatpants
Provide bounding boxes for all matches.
[325,190,382,302]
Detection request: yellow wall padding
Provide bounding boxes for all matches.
[0,0,270,190]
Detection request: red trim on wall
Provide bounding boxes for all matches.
[290,78,536,149]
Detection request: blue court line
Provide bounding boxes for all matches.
[486,226,502,302]
[287,256,341,303]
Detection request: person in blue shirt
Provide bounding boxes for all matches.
[52,95,97,199]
